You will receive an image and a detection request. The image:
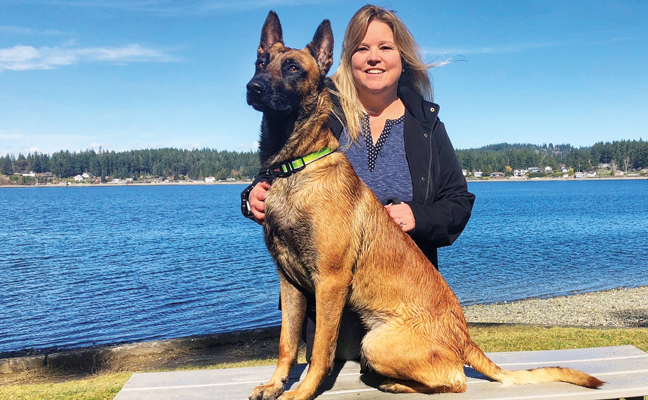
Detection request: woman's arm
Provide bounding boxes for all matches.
[406,121,475,248]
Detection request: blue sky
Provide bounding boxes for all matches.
[1,0,647,156]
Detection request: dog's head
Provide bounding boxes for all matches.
[246,11,333,116]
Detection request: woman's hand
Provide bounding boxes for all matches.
[249,181,272,224]
[385,202,415,233]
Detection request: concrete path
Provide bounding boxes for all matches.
[114,345,648,400]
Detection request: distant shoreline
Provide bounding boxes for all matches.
[466,176,647,182]
[0,180,251,188]
[1,175,646,188]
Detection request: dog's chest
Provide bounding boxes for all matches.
[263,179,318,291]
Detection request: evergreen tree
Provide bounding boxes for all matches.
[2,154,13,175]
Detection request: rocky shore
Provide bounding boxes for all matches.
[463,286,648,328]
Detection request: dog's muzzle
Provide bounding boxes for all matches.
[246,78,267,110]
[247,78,266,97]
[246,77,293,114]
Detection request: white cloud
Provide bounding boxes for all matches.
[0,26,33,35]
[0,44,178,71]
[0,131,25,140]
[237,141,259,151]
[422,42,562,57]
[423,37,632,57]
[0,25,66,36]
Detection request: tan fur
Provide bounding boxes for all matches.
[248,15,603,400]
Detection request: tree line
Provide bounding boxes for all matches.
[456,140,648,175]
[2,140,647,181]
[1,148,260,181]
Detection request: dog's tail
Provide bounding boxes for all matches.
[463,341,604,388]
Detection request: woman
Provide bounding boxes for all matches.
[242,5,475,360]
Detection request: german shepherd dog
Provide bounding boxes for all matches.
[245,11,603,400]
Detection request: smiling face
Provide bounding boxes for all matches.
[351,20,402,103]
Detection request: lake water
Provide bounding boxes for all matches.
[1,180,647,355]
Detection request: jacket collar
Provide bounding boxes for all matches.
[397,86,439,131]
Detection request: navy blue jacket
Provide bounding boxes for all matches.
[328,86,475,268]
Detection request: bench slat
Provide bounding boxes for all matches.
[114,346,648,400]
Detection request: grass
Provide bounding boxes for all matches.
[0,325,646,400]
[470,324,648,352]
[0,372,131,400]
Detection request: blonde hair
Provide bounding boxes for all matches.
[332,5,435,141]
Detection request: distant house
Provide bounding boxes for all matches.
[22,171,36,177]
[462,169,468,177]
[513,169,527,177]
[82,172,91,179]
[574,172,585,178]
[474,171,483,178]
[527,167,541,174]
[205,177,216,183]
[490,172,505,179]
[544,166,553,173]
[586,172,597,178]
[73,175,84,182]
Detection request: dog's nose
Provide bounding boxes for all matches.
[246,79,267,95]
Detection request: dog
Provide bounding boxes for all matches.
[245,11,604,400]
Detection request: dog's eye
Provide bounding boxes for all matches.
[257,61,266,69]
[287,64,300,72]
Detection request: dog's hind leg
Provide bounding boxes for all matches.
[362,323,467,394]
[249,269,307,400]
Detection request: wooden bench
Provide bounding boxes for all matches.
[114,345,648,400]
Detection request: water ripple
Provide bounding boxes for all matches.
[1,182,647,354]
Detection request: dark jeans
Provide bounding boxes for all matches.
[304,308,366,363]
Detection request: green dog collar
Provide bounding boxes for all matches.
[278,147,335,175]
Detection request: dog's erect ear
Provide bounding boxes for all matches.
[307,19,334,76]
[258,11,283,54]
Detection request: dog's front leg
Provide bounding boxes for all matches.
[279,275,348,400]
[249,269,307,400]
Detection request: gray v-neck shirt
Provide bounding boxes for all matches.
[339,115,413,205]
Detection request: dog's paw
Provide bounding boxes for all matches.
[249,383,283,400]
[378,379,418,393]
[277,389,313,400]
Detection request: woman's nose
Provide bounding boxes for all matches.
[367,47,380,64]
